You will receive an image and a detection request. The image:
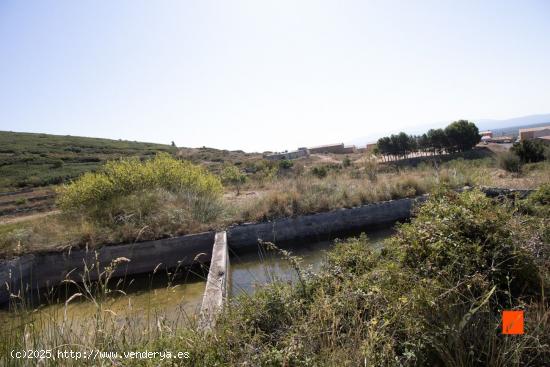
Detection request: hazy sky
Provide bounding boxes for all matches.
[1,1,549,152]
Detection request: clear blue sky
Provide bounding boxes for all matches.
[1,1,549,152]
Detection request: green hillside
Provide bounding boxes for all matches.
[0,131,177,190]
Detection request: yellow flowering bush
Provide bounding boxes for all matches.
[57,153,222,214]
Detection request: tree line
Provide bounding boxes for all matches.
[375,120,481,161]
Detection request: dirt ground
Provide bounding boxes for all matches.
[223,190,265,203]
[483,142,513,153]
[0,187,56,218]
[0,210,59,225]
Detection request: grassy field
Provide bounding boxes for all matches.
[0,131,261,191]
[0,131,179,190]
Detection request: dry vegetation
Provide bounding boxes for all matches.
[0,147,549,258]
[2,188,548,366]
[0,133,548,366]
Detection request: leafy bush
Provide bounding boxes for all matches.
[250,160,279,184]
[278,159,294,169]
[388,190,541,300]
[511,139,546,163]
[51,159,64,168]
[221,165,247,195]
[14,198,27,206]
[185,189,548,366]
[519,183,550,218]
[498,151,521,173]
[311,166,328,178]
[529,183,550,206]
[57,153,222,217]
[342,156,351,167]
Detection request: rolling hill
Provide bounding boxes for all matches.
[0,131,179,190]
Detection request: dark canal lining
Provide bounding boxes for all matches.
[1,226,395,330]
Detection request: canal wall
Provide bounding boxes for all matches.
[0,232,214,305]
[228,196,421,251]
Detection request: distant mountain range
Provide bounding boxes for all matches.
[476,113,550,131]
[347,113,550,147]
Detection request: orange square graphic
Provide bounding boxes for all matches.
[502,310,524,335]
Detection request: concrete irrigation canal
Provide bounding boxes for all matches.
[0,188,531,329]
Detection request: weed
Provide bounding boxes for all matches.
[498,151,522,173]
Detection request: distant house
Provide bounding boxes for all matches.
[342,145,357,154]
[366,142,377,151]
[487,136,513,144]
[519,126,550,141]
[479,130,493,138]
[356,143,377,153]
[308,143,346,154]
[265,148,309,160]
[535,135,550,145]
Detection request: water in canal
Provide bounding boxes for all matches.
[229,227,394,297]
[0,227,394,333]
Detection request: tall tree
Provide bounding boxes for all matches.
[374,120,480,161]
[444,120,480,152]
[427,128,448,155]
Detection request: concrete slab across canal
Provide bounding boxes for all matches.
[199,232,229,330]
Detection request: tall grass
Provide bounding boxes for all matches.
[235,165,465,222]
[1,254,206,366]
[1,188,548,366]
[177,188,550,366]
[1,155,549,257]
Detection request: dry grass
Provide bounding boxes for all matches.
[0,156,549,258]
[1,188,548,366]
[1,255,203,367]
[179,189,550,366]
[0,190,226,257]
[234,158,549,222]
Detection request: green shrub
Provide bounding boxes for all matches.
[14,198,27,206]
[51,159,64,168]
[278,159,294,170]
[498,151,521,173]
[519,183,550,218]
[187,189,548,366]
[342,156,351,167]
[251,161,279,184]
[311,166,328,178]
[389,190,541,300]
[511,139,546,163]
[221,165,247,195]
[57,153,223,217]
[528,183,550,206]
